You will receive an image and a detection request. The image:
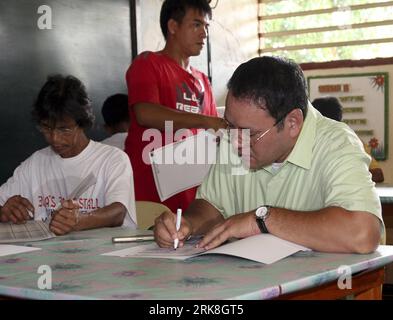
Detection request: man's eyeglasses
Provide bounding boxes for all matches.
[226,113,287,147]
[37,124,78,137]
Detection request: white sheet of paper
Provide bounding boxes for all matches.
[102,242,205,260]
[0,220,56,243]
[149,131,217,201]
[53,172,97,211]
[0,245,41,257]
[68,172,97,199]
[48,172,98,225]
[204,234,310,264]
[102,234,310,264]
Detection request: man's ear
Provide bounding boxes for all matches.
[285,108,304,138]
[168,19,178,36]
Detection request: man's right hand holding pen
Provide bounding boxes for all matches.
[49,199,80,235]
[154,210,193,249]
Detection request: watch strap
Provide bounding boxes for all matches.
[256,216,269,234]
[255,205,271,234]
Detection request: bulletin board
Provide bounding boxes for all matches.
[308,73,389,160]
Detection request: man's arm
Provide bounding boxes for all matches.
[370,168,384,183]
[49,201,126,235]
[76,202,126,229]
[154,199,224,248]
[0,195,34,224]
[198,206,381,254]
[184,199,225,235]
[134,103,227,131]
[0,156,35,224]
[266,207,381,253]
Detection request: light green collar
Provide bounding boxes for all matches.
[263,102,317,173]
[286,102,317,170]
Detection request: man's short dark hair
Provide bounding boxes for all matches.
[227,56,308,127]
[312,96,343,122]
[32,74,94,129]
[160,0,212,39]
[101,93,129,127]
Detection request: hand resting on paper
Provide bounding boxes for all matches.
[49,199,80,235]
[196,210,260,250]
[0,195,34,224]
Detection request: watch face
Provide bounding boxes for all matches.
[256,206,267,218]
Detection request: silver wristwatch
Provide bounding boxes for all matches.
[255,205,271,233]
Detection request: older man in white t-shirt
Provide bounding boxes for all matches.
[0,75,137,235]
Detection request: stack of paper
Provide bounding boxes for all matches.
[0,221,55,243]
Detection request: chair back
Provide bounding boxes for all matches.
[135,201,170,230]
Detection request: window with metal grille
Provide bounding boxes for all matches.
[258,0,393,63]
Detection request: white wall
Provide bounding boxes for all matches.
[137,0,259,106]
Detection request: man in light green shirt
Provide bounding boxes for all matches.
[154,56,383,254]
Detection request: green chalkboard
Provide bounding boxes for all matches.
[0,0,132,184]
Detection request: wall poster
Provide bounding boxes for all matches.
[308,73,389,160]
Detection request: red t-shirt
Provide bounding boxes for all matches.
[124,51,218,212]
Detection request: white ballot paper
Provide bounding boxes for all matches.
[47,172,97,224]
[53,172,97,211]
[0,220,56,243]
[102,234,311,264]
[149,130,217,202]
[0,245,41,257]
[0,173,98,244]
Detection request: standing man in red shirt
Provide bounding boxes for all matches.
[125,0,226,213]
